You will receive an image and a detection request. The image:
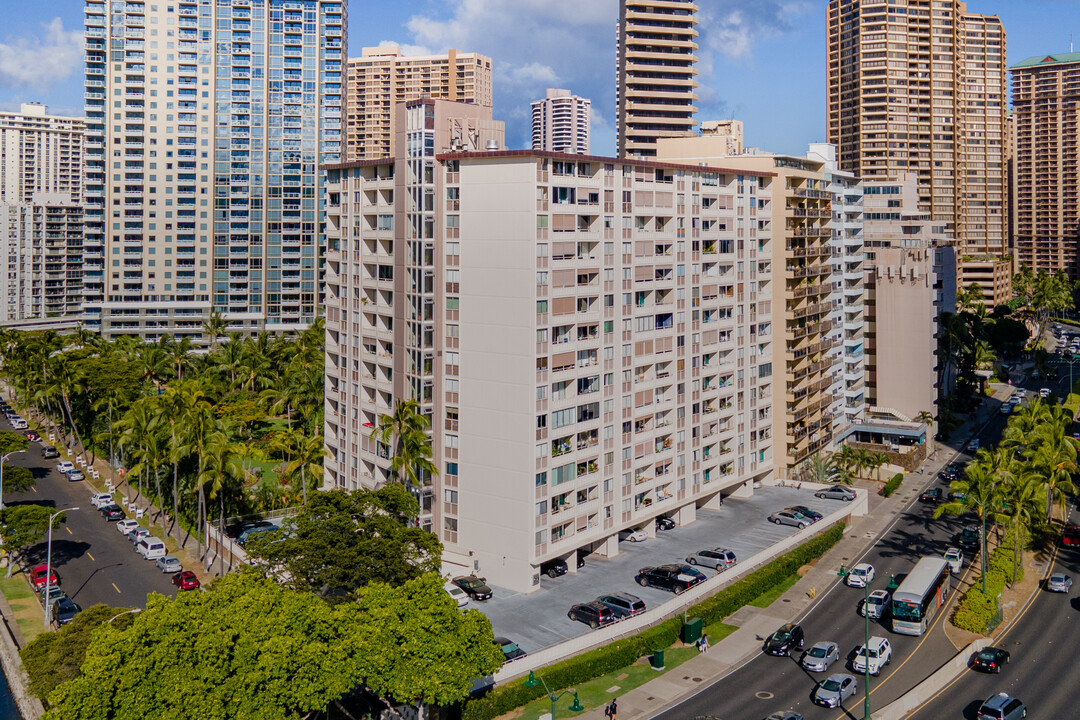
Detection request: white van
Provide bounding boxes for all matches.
[10,419,27,430]
[137,537,166,560]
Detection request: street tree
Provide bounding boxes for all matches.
[2,466,35,494]
[0,505,66,577]
[0,431,28,455]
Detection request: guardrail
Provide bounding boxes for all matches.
[493,486,868,684]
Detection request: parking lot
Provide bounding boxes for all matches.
[477,485,854,653]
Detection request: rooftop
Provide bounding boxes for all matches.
[1012,52,1080,70]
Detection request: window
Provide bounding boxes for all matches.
[535,501,548,516]
[445,489,458,503]
[552,408,575,428]
[552,463,575,485]
[536,472,547,486]
[537,300,548,314]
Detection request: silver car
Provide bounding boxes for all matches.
[769,510,810,528]
[1047,572,1073,593]
[814,485,856,502]
[686,548,737,571]
[812,673,857,708]
[156,555,182,574]
[800,641,839,672]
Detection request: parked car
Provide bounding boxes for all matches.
[40,446,59,459]
[129,527,152,547]
[919,488,942,503]
[763,713,804,720]
[685,547,737,571]
[172,570,201,591]
[968,438,980,452]
[156,555,183,574]
[814,485,856,502]
[801,641,840,672]
[976,692,1026,720]
[655,516,676,531]
[812,674,857,708]
[971,646,1011,673]
[90,492,113,509]
[1046,572,1073,593]
[452,575,493,601]
[567,601,616,629]
[620,529,648,543]
[30,564,58,591]
[957,525,981,550]
[51,597,81,627]
[56,461,74,474]
[137,537,167,560]
[444,582,469,608]
[225,519,274,539]
[40,585,65,605]
[492,636,527,663]
[785,505,822,522]
[636,564,707,594]
[769,510,811,529]
[845,563,875,588]
[764,623,804,656]
[24,431,39,442]
[944,547,964,574]
[595,592,646,619]
[999,403,1011,415]
[860,589,891,620]
[852,636,892,675]
[1061,524,1080,546]
[1040,387,1051,398]
[237,524,277,547]
[101,504,125,522]
[540,558,568,578]
[116,519,140,536]
[9,419,26,430]
[66,469,84,482]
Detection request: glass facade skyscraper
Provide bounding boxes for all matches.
[83,0,345,340]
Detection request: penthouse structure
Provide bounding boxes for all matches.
[826,0,1009,304]
[0,103,84,324]
[1011,52,1080,278]
[345,46,493,161]
[82,0,346,341]
[616,0,699,158]
[531,89,591,155]
[324,100,776,592]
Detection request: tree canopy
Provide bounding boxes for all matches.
[245,485,443,597]
[44,571,503,720]
[2,465,35,494]
[0,430,29,455]
[0,504,65,576]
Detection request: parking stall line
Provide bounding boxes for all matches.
[65,526,72,536]
[112,583,121,595]
[87,552,95,561]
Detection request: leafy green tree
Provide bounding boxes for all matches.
[0,505,66,577]
[0,431,29,455]
[246,486,442,597]
[44,572,503,720]
[934,449,1005,593]
[2,466,35,494]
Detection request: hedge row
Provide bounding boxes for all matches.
[881,473,904,498]
[951,542,1023,633]
[462,522,846,720]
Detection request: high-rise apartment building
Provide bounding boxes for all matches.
[531,89,591,155]
[82,0,346,341]
[344,46,493,161]
[324,100,776,591]
[826,0,1009,305]
[616,0,699,158]
[1011,52,1080,278]
[0,103,84,324]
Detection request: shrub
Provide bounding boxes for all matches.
[881,473,904,498]
[461,522,846,720]
[952,586,997,633]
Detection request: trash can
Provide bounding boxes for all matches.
[681,617,703,644]
[650,649,665,670]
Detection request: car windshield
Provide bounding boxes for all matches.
[822,679,842,691]
[772,630,791,642]
[858,646,879,658]
[869,596,885,605]
[853,567,869,576]
[460,578,482,590]
[501,642,520,653]
[807,646,829,658]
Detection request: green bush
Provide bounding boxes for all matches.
[1064,393,1080,420]
[462,522,846,720]
[881,473,904,498]
[952,586,997,633]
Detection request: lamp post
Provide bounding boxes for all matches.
[0,449,26,509]
[44,507,78,628]
[838,566,871,720]
[524,672,584,720]
[107,608,141,625]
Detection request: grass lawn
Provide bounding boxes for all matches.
[748,573,802,608]
[510,623,738,720]
[0,572,46,644]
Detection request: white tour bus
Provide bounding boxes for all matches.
[891,556,951,636]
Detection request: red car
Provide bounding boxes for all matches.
[30,564,58,591]
[1062,525,1080,546]
[24,431,39,442]
[172,571,200,591]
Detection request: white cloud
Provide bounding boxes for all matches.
[0,18,82,90]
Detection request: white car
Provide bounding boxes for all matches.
[852,636,892,675]
[846,563,875,588]
[1040,387,1051,398]
[56,461,74,474]
[444,582,469,608]
[620,529,648,543]
[860,589,891,620]
[1009,394,1022,406]
[944,547,963,574]
[999,403,1011,415]
[116,519,140,536]
[90,493,113,509]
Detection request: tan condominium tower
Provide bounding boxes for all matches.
[532,89,591,155]
[617,0,699,158]
[1011,52,1080,279]
[345,46,493,161]
[827,0,1009,305]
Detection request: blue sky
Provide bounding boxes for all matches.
[1,1,1078,156]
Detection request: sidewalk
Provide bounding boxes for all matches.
[559,400,1003,720]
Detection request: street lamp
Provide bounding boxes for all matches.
[43,507,78,628]
[838,566,871,720]
[107,608,141,625]
[524,671,584,720]
[0,449,27,509]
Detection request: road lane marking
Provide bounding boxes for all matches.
[87,552,95,561]
[112,583,121,595]
[65,527,72,536]
[31,487,36,493]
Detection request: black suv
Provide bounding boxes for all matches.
[957,525,981,550]
[596,592,646,618]
[634,564,706,594]
[51,597,81,627]
[764,623,805,656]
[567,601,616,629]
[100,504,125,521]
[452,575,493,601]
[656,516,676,531]
[540,558,568,578]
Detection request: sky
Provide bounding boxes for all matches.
[1,0,1079,157]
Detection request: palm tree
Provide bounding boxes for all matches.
[202,312,229,351]
[177,390,218,557]
[374,399,433,488]
[283,431,327,505]
[117,398,158,504]
[915,410,935,452]
[136,343,170,391]
[801,452,838,485]
[199,426,242,571]
[872,451,891,483]
[162,335,193,382]
[1029,421,1079,522]
[1000,470,1045,584]
[934,449,1006,593]
[850,447,874,480]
